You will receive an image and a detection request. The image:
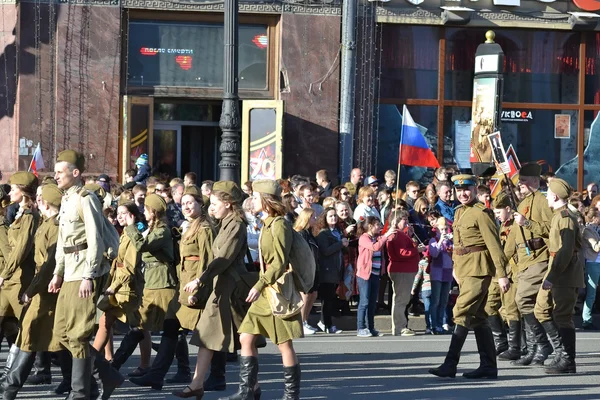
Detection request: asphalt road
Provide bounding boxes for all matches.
[6,330,600,400]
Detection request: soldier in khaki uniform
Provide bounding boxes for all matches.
[504,163,554,366]
[49,150,123,399]
[535,178,584,374]
[492,193,523,361]
[0,184,62,398]
[130,186,215,390]
[430,175,509,380]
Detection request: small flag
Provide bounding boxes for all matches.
[399,105,440,168]
[29,143,45,177]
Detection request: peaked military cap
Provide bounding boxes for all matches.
[451,174,478,189]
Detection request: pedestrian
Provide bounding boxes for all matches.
[123,193,178,378]
[49,150,123,399]
[231,179,303,400]
[129,186,215,390]
[385,210,421,336]
[356,216,396,337]
[316,207,347,334]
[0,184,62,398]
[172,181,255,399]
[581,208,600,330]
[429,174,509,379]
[535,178,584,374]
[428,217,454,335]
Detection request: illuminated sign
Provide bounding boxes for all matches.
[252,34,268,49]
[573,0,600,11]
[139,47,194,55]
[501,110,533,122]
[175,56,193,70]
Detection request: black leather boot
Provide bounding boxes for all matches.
[204,351,227,391]
[67,357,92,400]
[111,329,145,371]
[498,320,523,361]
[541,320,563,368]
[512,314,538,366]
[429,325,469,378]
[2,350,36,400]
[545,328,576,374]
[521,321,528,355]
[526,314,553,366]
[488,315,508,355]
[166,333,191,384]
[25,351,52,385]
[0,345,20,388]
[129,335,178,390]
[54,350,72,395]
[463,326,498,379]
[91,347,125,399]
[218,356,259,400]
[281,364,300,400]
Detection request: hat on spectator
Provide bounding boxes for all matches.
[213,181,244,203]
[252,179,282,197]
[135,154,149,167]
[145,193,167,213]
[41,184,63,208]
[364,176,379,186]
[57,150,86,172]
[97,174,111,183]
[548,178,572,200]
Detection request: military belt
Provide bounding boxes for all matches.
[144,261,167,269]
[454,245,486,256]
[183,256,201,261]
[64,243,88,254]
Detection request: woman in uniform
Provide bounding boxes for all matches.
[117,193,177,376]
[0,184,62,399]
[92,201,144,367]
[224,179,302,400]
[130,186,215,390]
[172,181,257,399]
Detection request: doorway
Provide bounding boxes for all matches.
[153,122,221,181]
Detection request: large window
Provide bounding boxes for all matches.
[127,20,269,89]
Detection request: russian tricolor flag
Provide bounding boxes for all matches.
[399,105,440,169]
[29,143,45,177]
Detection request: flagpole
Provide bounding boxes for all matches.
[394,106,405,211]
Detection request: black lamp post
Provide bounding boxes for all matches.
[218,0,241,183]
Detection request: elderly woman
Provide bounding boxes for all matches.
[353,186,380,223]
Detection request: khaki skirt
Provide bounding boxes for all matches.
[140,288,176,332]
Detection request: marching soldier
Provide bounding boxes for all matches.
[492,193,523,361]
[504,163,554,366]
[48,150,123,399]
[535,178,584,374]
[0,184,62,399]
[429,175,509,379]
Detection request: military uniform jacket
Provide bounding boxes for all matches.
[1,208,39,286]
[125,223,177,290]
[0,217,10,276]
[107,231,143,302]
[453,201,508,279]
[500,219,518,278]
[178,221,215,307]
[253,216,293,293]
[505,190,553,272]
[24,215,59,298]
[55,185,106,281]
[545,206,585,288]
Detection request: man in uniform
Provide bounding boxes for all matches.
[492,193,523,361]
[429,174,509,379]
[535,178,584,374]
[48,150,123,399]
[504,163,554,366]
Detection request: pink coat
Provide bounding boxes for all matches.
[356,233,390,280]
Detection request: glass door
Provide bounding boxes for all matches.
[153,123,182,178]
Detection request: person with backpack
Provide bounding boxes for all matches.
[230,179,303,400]
[316,207,347,334]
[49,150,124,399]
[172,181,257,399]
[293,208,320,335]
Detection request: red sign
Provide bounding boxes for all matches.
[574,0,600,11]
[140,47,159,56]
[175,56,193,70]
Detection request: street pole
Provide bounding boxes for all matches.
[338,0,357,184]
[218,0,241,184]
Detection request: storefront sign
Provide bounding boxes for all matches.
[501,110,533,122]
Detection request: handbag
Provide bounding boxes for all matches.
[258,231,303,319]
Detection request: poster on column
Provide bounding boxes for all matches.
[470,77,498,164]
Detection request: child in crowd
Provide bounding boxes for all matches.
[356,216,396,337]
[427,217,454,334]
[412,258,432,334]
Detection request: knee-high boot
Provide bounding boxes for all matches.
[165,332,191,384]
[281,364,300,400]
[218,356,259,400]
[498,320,523,361]
[545,327,576,374]
[488,315,508,355]
[204,351,227,391]
[129,334,178,390]
[54,350,72,395]
[0,345,20,388]
[91,347,125,399]
[463,326,498,379]
[25,351,52,385]
[111,329,145,371]
[67,357,92,400]
[2,350,36,400]
[429,325,469,378]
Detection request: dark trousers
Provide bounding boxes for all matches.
[319,283,338,329]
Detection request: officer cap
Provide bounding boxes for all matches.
[451,174,478,189]
[548,178,572,200]
[492,193,512,209]
[213,181,244,203]
[41,184,63,208]
[252,179,282,197]
[145,193,167,213]
[519,163,542,178]
[9,172,38,191]
[84,183,106,201]
[183,185,202,197]
[57,150,86,172]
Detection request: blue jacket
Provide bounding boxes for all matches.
[434,199,458,223]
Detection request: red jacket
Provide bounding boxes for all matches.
[386,231,420,274]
